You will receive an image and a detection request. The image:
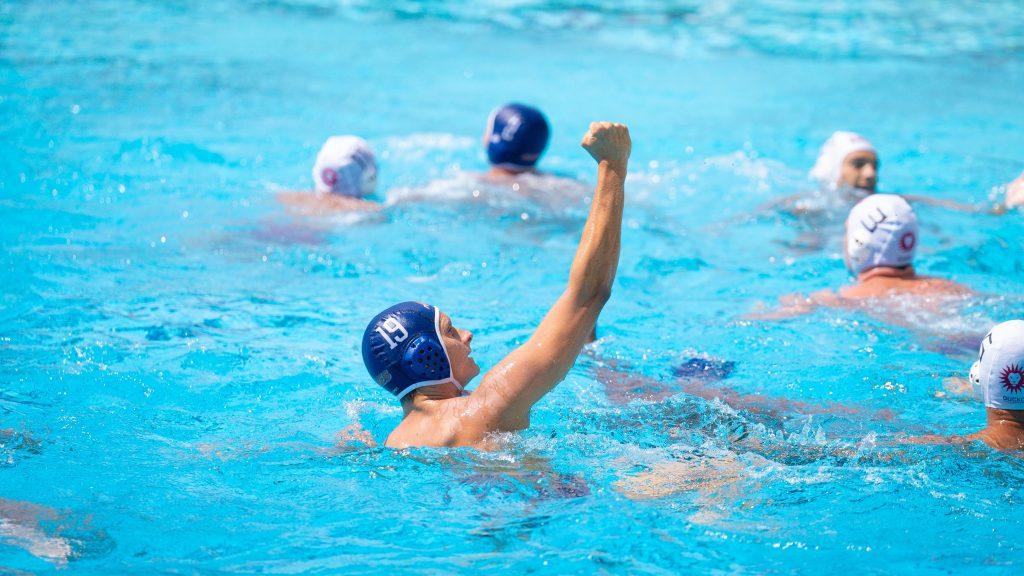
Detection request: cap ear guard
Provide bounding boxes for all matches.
[969,361,983,401]
[401,335,451,381]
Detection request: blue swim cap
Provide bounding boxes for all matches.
[361,301,454,399]
[484,103,550,171]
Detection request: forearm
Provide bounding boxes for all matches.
[567,161,626,303]
[903,194,1005,215]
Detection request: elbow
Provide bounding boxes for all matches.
[591,285,613,307]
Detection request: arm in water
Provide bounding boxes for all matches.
[468,122,631,430]
[743,289,843,320]
[903,173,1024,214]
[595,360,893,421]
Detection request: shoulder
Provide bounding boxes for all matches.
[384,398,480,449]
[278,191,381,215]
[811,288,844,305]
[914,276,973,296]
[462,387,530,434]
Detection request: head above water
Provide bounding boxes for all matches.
[971,320,1024,410]
[484,103,551,172]
[844,194,918,276]
[810,131,878,194]
[312,136,377,197]
[361,302,479,400]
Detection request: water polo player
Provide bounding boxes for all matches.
[809,131,1022,213]
[277,135,382,214]
[911,320,1024,450]
[771,131,1021,219]
[809,131,879,197]
[483,103,551,178]
[751,193,972,320]
[361,122,630,449]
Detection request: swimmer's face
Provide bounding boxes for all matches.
[439,311,480,389]
[840,150,878,192]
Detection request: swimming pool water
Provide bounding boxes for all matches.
[2,0,1024,573]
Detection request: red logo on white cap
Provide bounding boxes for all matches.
[899,231,916,251]
[321,168,338,188]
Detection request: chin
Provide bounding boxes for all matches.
[467,361,482,382]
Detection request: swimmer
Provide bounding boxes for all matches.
[390,102,585,215]
[750,194,973,322]
[910,320,1024,451]
[483,103,551,179]
[277,135,382,215]
[360,121,630,449]
[785,131,1019,215]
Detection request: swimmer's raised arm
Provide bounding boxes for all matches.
[470,122,630,428]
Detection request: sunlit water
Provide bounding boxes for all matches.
[2,0,1024,573]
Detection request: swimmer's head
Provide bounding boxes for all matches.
[844,194,918,276]
[971,320,1024,410]
[361,302,479,400]
[484,103,550,172]
[810,131,878,194]
[312,136,377,197]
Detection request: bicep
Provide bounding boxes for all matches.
[471,291,605,422]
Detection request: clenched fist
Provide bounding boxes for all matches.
[581,122,631,170]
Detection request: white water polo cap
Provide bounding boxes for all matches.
[844,194,918,275]
[970,320,1024,409]
[810,131,876,191]
[312,136,377,197]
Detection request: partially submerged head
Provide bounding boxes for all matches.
[970,320,1024,413]
[484,103,550,173]
[810,131,878,194]
[844,194,918,276]
[361,302,479,402]
[312,136,378,197]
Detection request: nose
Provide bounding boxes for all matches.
[463,330,473,345]
[863,164,877,180]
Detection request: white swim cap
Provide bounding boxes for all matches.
[844,194,918,275]
[972,320,1024,410]
[809,131,876,191]
[311,136,377,197]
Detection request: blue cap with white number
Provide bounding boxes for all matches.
[485,103,550,171]
[362,301,454,399]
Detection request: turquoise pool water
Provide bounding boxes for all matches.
[3,1,1024,573]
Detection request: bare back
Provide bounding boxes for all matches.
[839,275,972,301]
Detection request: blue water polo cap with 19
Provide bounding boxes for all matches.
[362,302,456,399]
